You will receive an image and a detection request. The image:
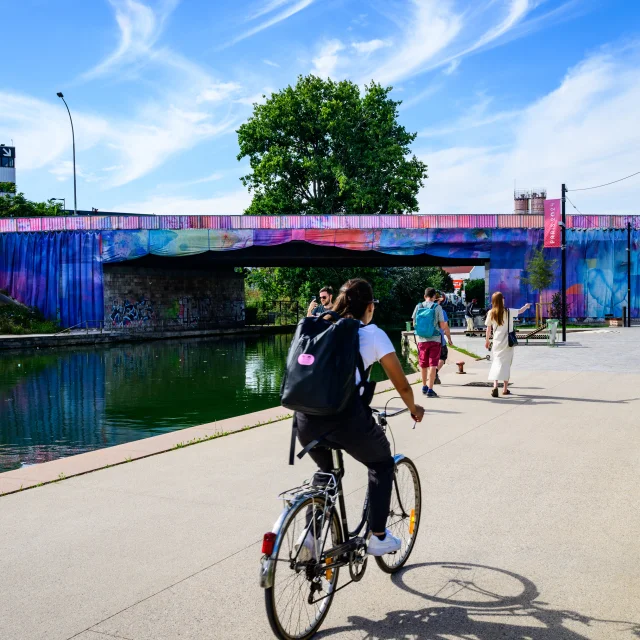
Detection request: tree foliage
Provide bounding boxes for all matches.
[463,278,486,305]
[245,266,452,325]
[0,193,65,218]
[237,75,428,215]
[0,182,16,194]
[520,249,556,302]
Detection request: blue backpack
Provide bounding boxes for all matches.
[415,302,440,338]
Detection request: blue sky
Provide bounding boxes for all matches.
[1,0,639,214]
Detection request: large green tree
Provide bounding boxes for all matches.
[237,75,428,215]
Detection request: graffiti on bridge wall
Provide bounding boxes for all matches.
[110,299,154,327]
[176,296,212,325]
[166,297,244,325]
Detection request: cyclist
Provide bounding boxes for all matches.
[294,279,425,556]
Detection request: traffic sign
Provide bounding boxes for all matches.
[1,147,14,158]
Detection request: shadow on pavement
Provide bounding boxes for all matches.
[318,562,640,639]
[437,394,639,405]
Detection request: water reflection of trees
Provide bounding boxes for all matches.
[0,335,295,472]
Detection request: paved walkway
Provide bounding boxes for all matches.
[1,329,639,640]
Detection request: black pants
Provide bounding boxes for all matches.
[294,402,394,533]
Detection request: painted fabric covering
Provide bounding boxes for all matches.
[1,226,638,326]
[0,232,103,328]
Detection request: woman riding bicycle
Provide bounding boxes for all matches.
[294,278,425,555]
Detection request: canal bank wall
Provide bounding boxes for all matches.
[0,324,296,352]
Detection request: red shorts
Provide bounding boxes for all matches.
[417,341,441,368]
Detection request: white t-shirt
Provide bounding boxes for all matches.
[356,324,396,382]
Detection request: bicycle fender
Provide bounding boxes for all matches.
[393,453,406,465]
[259,492,318,589]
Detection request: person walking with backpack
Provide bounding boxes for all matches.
[485,292,532,397]
[434,292,454,385]
[282,279,425,556]
[412,288,448,398]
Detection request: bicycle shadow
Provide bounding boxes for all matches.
[317,561,640,639]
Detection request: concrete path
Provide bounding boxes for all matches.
[1,330,639,640]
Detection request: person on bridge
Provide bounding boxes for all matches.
[295,279,425,556]
[307,286,334,317]
[485,292,532,397]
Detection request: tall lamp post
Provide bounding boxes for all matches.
[56,92,77,216]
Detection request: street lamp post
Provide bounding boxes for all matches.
[56,92,77,215]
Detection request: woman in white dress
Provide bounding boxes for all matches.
[484,292,531,397]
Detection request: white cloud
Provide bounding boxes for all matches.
[419,96,519,136]
[226,0,314,47]
[351,39,389,55]
[82,0,180,80]
[112,189,252,214]
[234,90,273,106]
[398,83,443,111]
[443,59,460,75]
[416,47,640,215]
[366,1,463,85]
[263,59,280,67]
[312,40,345,78]
[0,92,110,171]
[197,82,242,103]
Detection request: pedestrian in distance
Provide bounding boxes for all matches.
[307,286,334,317]
[434,292,454,385]
[412,287,448,398]
[485,292,532,397]
[465,298,478,332]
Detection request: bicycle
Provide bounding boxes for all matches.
[259,400,422,640]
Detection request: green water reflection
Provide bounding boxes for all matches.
[0,330,416,473]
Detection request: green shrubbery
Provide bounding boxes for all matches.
[0,304,59,335]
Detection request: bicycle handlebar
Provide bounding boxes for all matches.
[371,407,408,419]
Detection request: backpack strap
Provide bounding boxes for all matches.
[289,415,298,466]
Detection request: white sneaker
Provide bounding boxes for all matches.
[367,529,402,556]
[295,529,318,562]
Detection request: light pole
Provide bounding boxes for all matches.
[56,92,77,215]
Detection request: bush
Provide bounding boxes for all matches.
[0,304,59,335]
[464,278,485,304]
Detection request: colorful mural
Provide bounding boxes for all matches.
[1,215,638,327]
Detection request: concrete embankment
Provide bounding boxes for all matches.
[0,324,295,351]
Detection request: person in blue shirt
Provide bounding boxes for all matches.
[435,293,454,385]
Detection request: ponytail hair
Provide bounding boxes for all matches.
[331,278,374,321]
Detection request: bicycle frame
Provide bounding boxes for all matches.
[260,439,408,591]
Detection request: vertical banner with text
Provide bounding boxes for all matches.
[544,199,561,248]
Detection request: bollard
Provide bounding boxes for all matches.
[456,361,466,374]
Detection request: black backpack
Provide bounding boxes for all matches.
[280,312,372,416]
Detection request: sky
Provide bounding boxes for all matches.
[1,0,639,215]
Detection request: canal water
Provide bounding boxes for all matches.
[0,330,416,473]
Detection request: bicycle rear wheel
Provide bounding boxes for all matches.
[375,457,422,574]
[265,496,342,640]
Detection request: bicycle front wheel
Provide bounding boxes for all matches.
[375,456,422,574]
[265,495,342,640]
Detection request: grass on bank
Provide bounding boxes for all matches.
[0,303,59,335]
[450,344,484,360]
